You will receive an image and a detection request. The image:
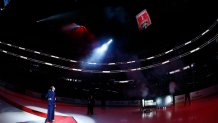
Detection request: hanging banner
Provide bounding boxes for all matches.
[136,9,152,31]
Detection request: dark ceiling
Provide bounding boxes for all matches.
[0,0,217,61]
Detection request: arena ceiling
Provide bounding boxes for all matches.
[0,0,217,62]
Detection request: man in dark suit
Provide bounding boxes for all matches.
[87,95,95,115]
[184,84,191,105]
[45,86,56,123]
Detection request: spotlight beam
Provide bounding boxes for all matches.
[81,39,113,67]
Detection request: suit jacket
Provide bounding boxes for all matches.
[46,89,56,106]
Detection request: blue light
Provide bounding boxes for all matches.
[107,39,113,44]
[93,39,112,57]
[95,44,108,54]
[165,95,173,106]
[156,95,173,108]
[156,97,162,106]
[81,38,113,67]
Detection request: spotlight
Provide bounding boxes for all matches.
[85,38,113,63]
[156,97,162,107]
[107,39,113,44]
[156,95,173,108]
[164,95,173,106]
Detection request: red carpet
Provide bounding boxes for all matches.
[47,116,76,123]
[0,87,77,123]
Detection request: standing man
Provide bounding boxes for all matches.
[46,86,56,123]
[184,83,191,105]
[87,95,95,115]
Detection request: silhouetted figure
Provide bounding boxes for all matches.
[87,95,95,115]
[45,86,56,123]
[184,84,191,105]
